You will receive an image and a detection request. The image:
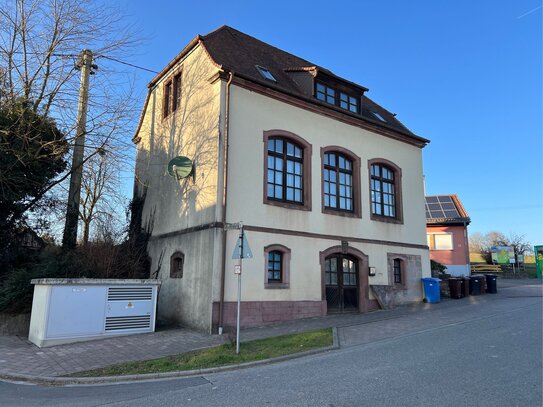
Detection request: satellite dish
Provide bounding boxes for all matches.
[167,156,193,180]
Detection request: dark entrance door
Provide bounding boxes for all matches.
[325,254,358,312]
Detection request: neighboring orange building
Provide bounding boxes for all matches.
[425,195,471,276]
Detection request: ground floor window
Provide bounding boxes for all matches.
[387,253,407,288]
[264,244,291,288]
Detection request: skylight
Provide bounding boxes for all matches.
[370,111,386,122]
[256,65,276,82]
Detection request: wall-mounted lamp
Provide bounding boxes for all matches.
[369,267,376,277]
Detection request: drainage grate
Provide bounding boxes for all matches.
[107,287,153,301]
[105,315,151,331]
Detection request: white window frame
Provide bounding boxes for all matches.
[427,233,454,251]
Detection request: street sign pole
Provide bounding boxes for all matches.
[236,223,243,354]
[227,221,252,355]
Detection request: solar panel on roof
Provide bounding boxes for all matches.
[425,196,462,219]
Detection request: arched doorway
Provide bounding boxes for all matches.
[324,254,358,312]
[320,245,369,314]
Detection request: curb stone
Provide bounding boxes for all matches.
[0,327,339,387]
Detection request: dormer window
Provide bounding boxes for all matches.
[340,92,358,113]
[315,82,359,113]
[256,65,276,82]
[370,111,386,122]
[316,83,335,104]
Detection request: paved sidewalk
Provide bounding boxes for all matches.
[0,279,540,380]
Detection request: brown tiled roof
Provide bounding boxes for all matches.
[137,25,428,144]
[201,26,423,140]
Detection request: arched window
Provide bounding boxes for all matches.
[263,130,312,211]
[321,146,361,217]
[170,252,184,278]
[371,163,395,217]
[264,244,291,288]
[324,152,353,211]
[267,137,303,203]
[369,159,403,223]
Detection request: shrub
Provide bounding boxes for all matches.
[0,240,150,313]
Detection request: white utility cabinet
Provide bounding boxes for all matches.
[29,279,161,347]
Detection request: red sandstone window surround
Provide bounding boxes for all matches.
[264,244,291,289]
[321,146,361,218]
[263,130,312,211]
[368,158,403,224]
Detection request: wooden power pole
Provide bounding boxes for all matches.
[62,49,94,249]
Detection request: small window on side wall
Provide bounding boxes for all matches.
[388,253,407,288]
[264,244,291,289]
[163,70,182,118]
[170,252,184,278]
[393,258,402,284]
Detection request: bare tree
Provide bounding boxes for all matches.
[470,230,533,264]
[79,148,125,244]
[0,0,143,239]
[0,0,137,116]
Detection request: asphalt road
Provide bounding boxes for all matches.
[2,281,541,407]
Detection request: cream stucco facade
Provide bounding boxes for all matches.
[134,37,430,333]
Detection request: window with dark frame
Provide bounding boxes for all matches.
[315,82,359,113]
[324,152,353,212]
[267,137,303,204]
[316,82,336,105]
[393,258,402,284]
[340,92,358,113]
[163,72,182,118]
[163,81,172,118]
[267,250,282,283]
[170,252,184,278]
[371,163,396,218]
[173,73,182,111]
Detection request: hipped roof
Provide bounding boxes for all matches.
[139,25,428,145]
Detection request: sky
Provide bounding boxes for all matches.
[113,0,542,246]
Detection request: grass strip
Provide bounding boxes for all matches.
[72,328,333,377]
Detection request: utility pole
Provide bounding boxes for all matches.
[62,49,94,249]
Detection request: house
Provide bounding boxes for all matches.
[425,195,471,276]
[15,227,45,251]
[133,25,431,333]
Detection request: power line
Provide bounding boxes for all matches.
[1,50,159,74]
[98,55,159,74]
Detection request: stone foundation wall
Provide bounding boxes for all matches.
[0,313,30,336]
[212,301,326,329]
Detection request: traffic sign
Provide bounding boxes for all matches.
[232,233,253,259]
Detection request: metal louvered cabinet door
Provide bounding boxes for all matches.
[105,286,156,334]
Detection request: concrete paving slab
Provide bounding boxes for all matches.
[0,279,540,381]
